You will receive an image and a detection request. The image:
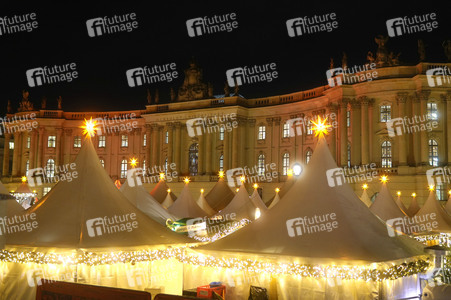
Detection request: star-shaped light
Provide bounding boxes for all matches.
[184,177,190,184]
[240,176,246,183]
[362,183,368,190]
[311,116,331,137]
[159,173,165,180]
[21,176,27,183]
[449,190,451,196]
[380,175,388,183]
[129,157,138,168]
[167,189,171,193]
[253,183,259,189]
[80,117,99,137]
[428,184,435,191]
[287,169,293,176]
[412,192,416,197]
[397,191,401,196]
[218,171,224,178]
[200,188,204,194]
[275,187,280,193]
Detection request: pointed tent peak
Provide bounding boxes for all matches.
[217,183,254,220]
[6,134,191,248]
[360,189,372,207]
[370,182,406,221]
[167,184,207,219]
[268,192,280,209]
[162,192,175,209]
[250,189,268,212]
[197,191,216,217]
[150,179,177,203]
[199,129,425,263]
[415,190,451,233]
[395,195,408,214]
[407,193,421,217]
[205,176,235,211]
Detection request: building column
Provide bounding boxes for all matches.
[418,91,430,165]
[272,117,281,174]
[11,132,21,176]
[29,130,37,169]
[63,129,72,165]
[145,125,151,171]
[397,93,408,166]
[247,119,256,168]
[359,97,370,165]
[158,125,164,166]
[339,99,348,167]
[442,93,451,166]
[36,127,45,168]
[198,131,204,175]
[2,134,11,176]
[350,99,361,166]
[327,104,338,161]
[55,128,63,166]
[151,124,159,167]
[266,117,274,168]
[232,119,240,169]
[412,96,421,166]
[223,129,230,171]
[205,125,212,174]
[174,122,182,173]
[166,123,174,166]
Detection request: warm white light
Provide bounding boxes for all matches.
[255,208,261,220]
[293,164,302,176]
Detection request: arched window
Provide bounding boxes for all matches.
[142,160,146,172]
[427,102,438,121]
[189,143,199,176]
[381,141,392,168]
[306,120,313,135]
[282,153,290,175]
[258,154,265,175]
[46,159,55,178]
[429,139,438,167]
[100,159,105,168]
[120,159,127,178]
[219,127,225,141]
[258,126,266,140]
[306,149,312,164]
[219,154,224,171]
[165,131,169,144]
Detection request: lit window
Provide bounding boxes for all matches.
[282,153,290,175]
[427,102,438,121]
[142,160,146,172]
[380,105,391,122]
[25,160,29,176]
[429,139,438,167]
[48,136,56,148]
[437,183,445,201]
[307,120,313,135]
[98,136,106,148]
[219,154,224,171]
[27,136,31,149]
[74,136,81,148]
[120,160,128,178]
[381,141,392,168]
[143,134,147,146]
[43,187,51,196]
[165,131,169,144]
[347,143,351,167]
[306,149,312,164]
[46,159,55,178]
[219,127,225,141]
[100,159,105,168]
[258,126,266,140]
[283,123,290,138]
[258,154,265,175]
[121,135,128,147]
[9,141,14,150]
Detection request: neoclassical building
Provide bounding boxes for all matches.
[1,44,451,204]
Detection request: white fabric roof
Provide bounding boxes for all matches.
[250,189,268,219]
[199,137,424,263]
[150,180,177,204]
[162,192,174,209]
[217,183,256,220]
[120,180,176,225]
[205,177,235,211]
[370,183,406,221]
[360,190,372,207]
[268,192,280,209]
[197,192,216,216]
[407,196,421,217]
[445,195,451,215]
[5,137,190,248]
[414,191,451,233]
[396,196,408,214]
[167,184,207,219]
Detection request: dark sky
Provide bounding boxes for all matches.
[0,2,449,116]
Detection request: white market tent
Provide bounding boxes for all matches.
[184,136,427,299]
[204,177,235,212]
[162,190,175,209]
[445,194,451,215]
[13,181,38,209]
[396,195,409,215]
[196,191,216,217]
[370,182,407,221]
[266,178,295,208]
[216,183,256,221]
[167,183,207,219]
[120,179,176,225]
[267,191,280,209]
[150,179,177,204]
[407,196,421,217]
[0,180,25,249]
[0,134,192,300]
[249,189,268,218]
[414,190,451,234]
[359,189,372,207]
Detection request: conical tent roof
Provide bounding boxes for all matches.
[6,137,190,248]
[217,183,255,220]
[150,180,177,204]
[197,192,216,216]
[162,192,174,209]
[268,192,280,209]
[414,191,451,233]
[199,137,424,263]
[396,196,408,214]
[266,179,295,208]
[0,180,24,216]
[407,196,421,217]
[360,190,372,207]
[167,184,207,219]
[15,182,33,194]
[250,189,268,218]
[445,195,451,215]
[370,182,406,221]
[205,177,235,211]
[120,180,176,225]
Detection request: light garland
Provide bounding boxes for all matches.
[190,219,251,243]
[414,233,451,247]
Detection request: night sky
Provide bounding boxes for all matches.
[0,2,449,116]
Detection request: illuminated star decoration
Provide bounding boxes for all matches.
[184,177,190,184]
[253,183,258,189]
[275,187,280,193]
[362,183,368,190]
[429,184,435,191]
[218,171,224,178]
[380,175,388,183]
[129,157,138,168]
[160,173,165,180]
[412,192,417,197]
[21,176,27,183]
[397,191,401,196]
[80,117,99,137]
[287,169,293,176]
[200,188,204,194]
[311,116,331,138]
[240,176,246,183]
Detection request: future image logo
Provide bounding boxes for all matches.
[86,13,138,37]
[186,13,238,37]
[386,13,438,37]
[286,13,338,37]
[26,63,78,87]
[426,67,451,87]
[86,213,138,237]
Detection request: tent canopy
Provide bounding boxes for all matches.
[198,137,424,263]
[216,183,256,220]
[407,196,421,217]
[167,184,207,219]
[162,192,175,209]
[396,196,408,214]
[197,192,216,216]
[150,180,177,204]
[5,137,190,248]
[205,177,235,211]
[414,191,451,233]
[360,190,372,207]
[370,182,406,221]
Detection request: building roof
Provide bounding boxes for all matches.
[414,191,451,233]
